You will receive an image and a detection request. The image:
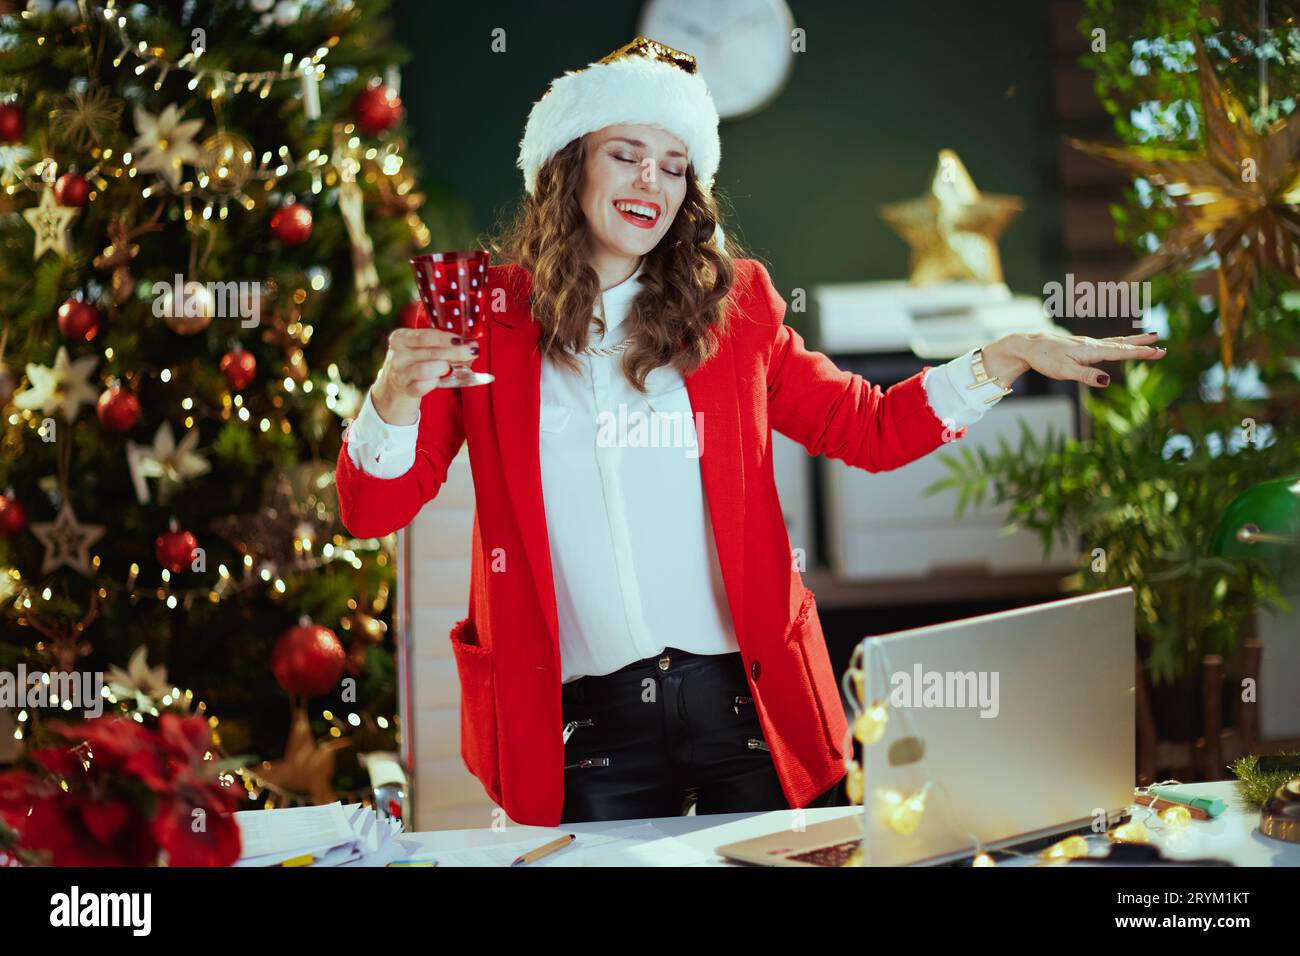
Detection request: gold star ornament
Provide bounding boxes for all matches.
[30,500,106,576]
[1072,35,1300,370]
[21,184,79,259]
[248,704,351,805]
[881,149,1024,285]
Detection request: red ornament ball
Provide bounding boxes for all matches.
[56,299,103,342]
[352,84,403,136]
[96,383,141,432]
[0,104,23,143]
[271,620,346,697]
[155,526,199,573]
[219,348,257,391]
[269,203,312,247]
[398,299,429,329]
[54,171,90,207]
[0,493,26,539]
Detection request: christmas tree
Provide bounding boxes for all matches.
[0,0,472,802]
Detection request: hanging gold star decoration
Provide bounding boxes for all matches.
[1072,35,1300,370]
[209,469,335,570]
[29,500,106,576]
[881,148,1024,285]
[245,704,351,806]
[21,184,79,259]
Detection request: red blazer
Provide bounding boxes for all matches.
[335,258,965,826]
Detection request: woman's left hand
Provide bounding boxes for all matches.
[979,330,1166,389]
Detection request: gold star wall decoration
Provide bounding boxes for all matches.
[881,148,1024,285]
[1072,34,1300,370]
[21,185,79,260]
[30,500,105,576]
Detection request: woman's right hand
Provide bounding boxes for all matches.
[370,328,480,425]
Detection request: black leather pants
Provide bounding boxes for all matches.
[559,646,842,824]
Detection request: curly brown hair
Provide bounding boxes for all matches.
[485,136,747,393]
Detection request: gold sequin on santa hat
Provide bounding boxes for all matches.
[516,36,722,198]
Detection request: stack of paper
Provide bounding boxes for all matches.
[234,801,405,867]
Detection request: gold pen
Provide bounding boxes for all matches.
[510,833,576,866]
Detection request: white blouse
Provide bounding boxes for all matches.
[344,261,1006,682]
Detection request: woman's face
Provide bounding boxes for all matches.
[577,123,690,262]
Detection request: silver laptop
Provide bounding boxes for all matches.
[716,587,1135,866]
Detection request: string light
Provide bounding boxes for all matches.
[100,0,337,102]
[1040,834,1090,861]
[1109,820,1150,844]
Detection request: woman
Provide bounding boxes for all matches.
[334,37,1165,827]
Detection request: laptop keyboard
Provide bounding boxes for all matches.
[786,839,861,867]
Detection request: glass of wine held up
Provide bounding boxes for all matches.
[408,250,494,388]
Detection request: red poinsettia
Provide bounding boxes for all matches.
[0,715,244,867]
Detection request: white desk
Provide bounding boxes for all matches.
[393,781,1300,867]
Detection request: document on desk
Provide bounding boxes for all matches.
[234,801,404,867]
[431,823,712,867]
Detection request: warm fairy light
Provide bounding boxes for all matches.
[1159,805,1192,830]
[161,368,172,382]
[854,700,888,745]
[1041,834,1089,861]
[876,785,929,836]
[1109,821,1149,844]
[972,853,996,867]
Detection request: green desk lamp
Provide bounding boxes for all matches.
[1211,476,1300,587]
[1212,476,1300,844]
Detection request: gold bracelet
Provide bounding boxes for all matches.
[968,348,1014,405]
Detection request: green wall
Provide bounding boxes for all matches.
[393,0,1063,306]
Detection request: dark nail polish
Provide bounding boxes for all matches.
[451,336,463,345]
[469,344,480,356]
[1098,373,1110,386]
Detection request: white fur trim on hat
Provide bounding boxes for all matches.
[517,47,721,197]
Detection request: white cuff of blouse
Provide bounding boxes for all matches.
[921,347,1011,429]
[344,386,420,479]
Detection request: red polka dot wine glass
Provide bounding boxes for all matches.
[409,250,494,387]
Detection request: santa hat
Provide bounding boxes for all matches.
[516,36,722,198]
